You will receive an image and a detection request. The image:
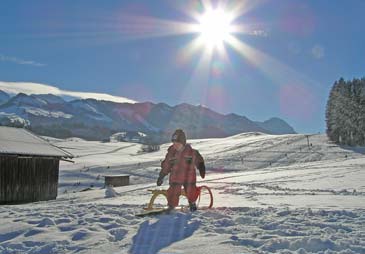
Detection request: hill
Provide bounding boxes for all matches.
[1,133,363,253]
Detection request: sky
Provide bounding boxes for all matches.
[0,0,364,134]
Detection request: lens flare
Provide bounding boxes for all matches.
[211,60,225,78]
[196,8,234,48]
[110,0,321,129]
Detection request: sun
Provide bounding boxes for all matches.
[196,8,234,48]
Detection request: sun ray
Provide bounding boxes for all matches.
[215,41,227,59]
[109,1,291,111]
[114,14,198,39]
[229,0,266,19]
[185,46,215,129]
[200,0,214,13]
[180,46,214,105]
[106,1,323,124]
[178,36,206,62]
[225,34,324,91]
[169,1,204,22]
[165,45,214,134]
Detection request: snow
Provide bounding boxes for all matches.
[25,108,73,119]
[105,185,121,198]
[32,94,65,105]
[11,94,47,107]
[70,100,113,122]
[0,126,72,158]
[1,133,364,253]
[110,132,147,143]
[70,100,99,114]
[0,112,30,126]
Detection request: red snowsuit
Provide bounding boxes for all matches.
[160,144,205,208]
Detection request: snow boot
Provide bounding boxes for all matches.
[165,205,175,213]
[189,202,197,212]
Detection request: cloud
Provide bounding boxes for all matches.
[0,54,46,67]
[311,45,324,59]
[0,81,137,104]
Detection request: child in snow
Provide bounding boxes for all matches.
[157,129,206,212]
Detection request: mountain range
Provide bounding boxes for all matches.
[0,90,296,142]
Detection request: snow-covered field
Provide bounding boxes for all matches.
[1,133,364,253]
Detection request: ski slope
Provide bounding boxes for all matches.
[1,133,364,253]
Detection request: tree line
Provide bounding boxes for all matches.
[326,77,365,146]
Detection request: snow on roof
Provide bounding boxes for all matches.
[0,126,73,158]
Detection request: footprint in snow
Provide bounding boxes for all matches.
[99,217,114,223]
[108,228,128,242]
[37,218,56,227]
[24,229,45,237]
[72,230,90,241]
[58,225,78,232]
[0,230,25,243]
[55,218,72,224]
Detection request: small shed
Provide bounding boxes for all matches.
[104,174,130,187]
[0,126,73,204]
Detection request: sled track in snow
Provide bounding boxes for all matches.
[75,144,137,158]
[208,134,317,170]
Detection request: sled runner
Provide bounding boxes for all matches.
[143,185,213,211]
[135,207,172,217]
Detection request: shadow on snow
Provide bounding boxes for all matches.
[130,212,200,254]
[339,145,365,155]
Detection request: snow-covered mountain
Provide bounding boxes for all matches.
[255,117,296,135]
[0,91,296,140]
[32,94,66,105]
[0,90,10,105]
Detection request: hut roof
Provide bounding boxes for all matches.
[0,126,73,158]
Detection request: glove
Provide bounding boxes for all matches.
[157,177,163,186]
[195,150,205,179]
[157,173,165,186]
[198,162,205,179]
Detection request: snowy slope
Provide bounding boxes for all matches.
[1,133,364,253]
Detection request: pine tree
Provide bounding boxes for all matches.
[325,80,337,142]
[358,78,365,145]
[326,77,365,146]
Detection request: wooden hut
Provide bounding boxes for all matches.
[104,174,130,187]
[0,126,73,204]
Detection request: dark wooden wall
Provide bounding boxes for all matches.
[0,155,59,204]
[105,175,129,187]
